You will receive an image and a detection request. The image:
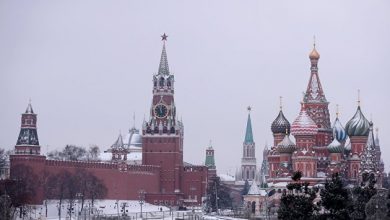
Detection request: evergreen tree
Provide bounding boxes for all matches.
[348,173,377,219]
[278,171,318,220]
[318,173,350,219]
[206,177,233,213]
[241,180,250,196]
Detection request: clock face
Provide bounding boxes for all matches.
[154,104,168,118]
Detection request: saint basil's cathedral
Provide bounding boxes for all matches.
[262,44,385,187]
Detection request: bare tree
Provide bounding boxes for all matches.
[47,145,88,161]
[87,145,100,161]
[46,170,72,219]
[88,175,107,210]
[0,148,7,170]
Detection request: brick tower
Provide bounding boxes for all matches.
[142,34,184,196]
[291,104,318,178]
[205,142,217,179]
[15,102,41,155]
[240,107,257,181]
[303,42,332,172]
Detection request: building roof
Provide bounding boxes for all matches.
[333,116,348,142]
[247,180,261,195]
[271,110,291,134]
[244,112,254,143]
[291,105,318,136]
[345,106,370,137]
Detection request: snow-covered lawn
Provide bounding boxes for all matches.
[16,200,246,220]
[17,199,170,219]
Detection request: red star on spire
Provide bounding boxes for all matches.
[161,33,168,41]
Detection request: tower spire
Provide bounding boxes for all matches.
[158,33,170,76]
[336,104,339,118]
[244,106,254,143]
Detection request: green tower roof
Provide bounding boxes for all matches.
[205,145,216,169]
[244,112,254,143]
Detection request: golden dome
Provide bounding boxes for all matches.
[309,47,320,59]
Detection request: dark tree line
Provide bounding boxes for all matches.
[44,168,107,219]
[0,164,38,219]
[47,145,100,161]
[0,164,107,220]
[277,171,388,220]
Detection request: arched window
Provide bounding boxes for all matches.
[251,201,256,214]
[246,170,249,180]
[159,77,164,87]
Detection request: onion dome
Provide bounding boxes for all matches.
[291,105,318,136]
[345,106,370,137]
[327,138,343,153]
[309,47,320,60]
[271,110,291,134]
[277,134,296,154]
[333,117,348,142]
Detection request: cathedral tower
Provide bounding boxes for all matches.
[142,34,184,194]
[15,102,41,155]
[291,103,318,178]
[345,95,370,183]
[240,107,257,181]
[303,43,332,148]
[303,42,332,173]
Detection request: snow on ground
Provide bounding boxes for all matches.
[20,199,170,219]
[18,200,246,220]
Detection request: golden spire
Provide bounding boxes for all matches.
[279,96,283,110]
[309,36,320,60]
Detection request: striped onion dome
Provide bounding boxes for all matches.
[327,138,343,153]
[271,110,291,134]
[345,106,370,137]
[277,134,296,154]
[291,105,318,136]
[333,117,348,142]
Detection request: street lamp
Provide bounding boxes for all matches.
[138,190,145,218]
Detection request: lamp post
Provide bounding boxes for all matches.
[138,190,145,218]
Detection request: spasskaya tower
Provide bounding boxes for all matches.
[142,34,184,196]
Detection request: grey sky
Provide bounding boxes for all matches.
[1,0,389,175]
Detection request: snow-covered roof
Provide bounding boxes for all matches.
[247,181,261,195]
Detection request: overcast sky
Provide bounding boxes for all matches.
[1,0,389,175]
